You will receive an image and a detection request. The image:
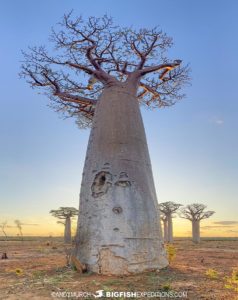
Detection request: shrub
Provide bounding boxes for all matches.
[165,244,176,263]
[205,268,219,279]
[224,269,238,292]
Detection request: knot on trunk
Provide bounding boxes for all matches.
[91,171,113,198]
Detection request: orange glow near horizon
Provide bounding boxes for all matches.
[1,216,237,238]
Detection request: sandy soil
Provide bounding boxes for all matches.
[0,238,237,299]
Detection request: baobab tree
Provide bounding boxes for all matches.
[21,13,190,274]
[50,207,78,243]
[179,204,215,243]
[159,202,182,243]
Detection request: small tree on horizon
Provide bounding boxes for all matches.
[0,221,8,241]
[14,220,23,241]
[179,203,215,243]
[50,207,78,244]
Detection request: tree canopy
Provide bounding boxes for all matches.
[179,204,215,221]
[159,201,183,216]
[50,207,78,220]
[21,12,190,128]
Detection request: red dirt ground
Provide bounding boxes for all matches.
[0,238,237,299]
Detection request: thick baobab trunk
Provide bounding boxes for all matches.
[64,217,71,244]
[167,215,173,243]
[192,220,200,243]
[162,219,168,243]
[75,84,168,275]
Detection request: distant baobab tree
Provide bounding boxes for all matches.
[21,13,190,274]
[179,204,215,243]
[159,202,182,243]
[14,220,23,241]
[50,207,78,244]
[14,220,38,240]
[0,221,8,241]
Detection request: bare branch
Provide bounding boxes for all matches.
[54,91,96,106]
[65,61,94,75]
[140,61,182,76]
[137,35,158,70]
[199,211,215,220]
[20,13,190,127]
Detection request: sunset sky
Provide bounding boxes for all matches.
[0,0,238,237]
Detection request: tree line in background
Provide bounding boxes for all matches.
[159,202,215,244]
[48,202,214,245]
[0,202,214,245]
[0,220,38,241]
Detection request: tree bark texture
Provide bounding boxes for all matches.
[167,215,173,243]
[162,219,168,243]
[75,84,168,275]
[64,217,71,244]
[192,220,200,243]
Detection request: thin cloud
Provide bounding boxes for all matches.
[213,221,238,225]
[215,119,224,125]
[209,117,224,126]
[202,225,233,229]
[9,223,39,228]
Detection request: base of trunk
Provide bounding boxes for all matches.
[83,240,168,275]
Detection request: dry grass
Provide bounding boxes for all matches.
[0,238,238,299]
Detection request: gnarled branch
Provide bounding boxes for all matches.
[140,61,182,76]
[21,13,190,128]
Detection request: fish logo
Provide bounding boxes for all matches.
[93,290,104,298]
